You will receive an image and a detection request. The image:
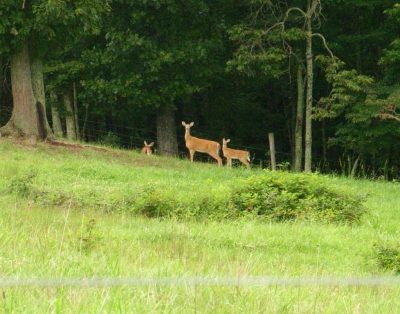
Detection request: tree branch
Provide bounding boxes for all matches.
[312,33,334,58]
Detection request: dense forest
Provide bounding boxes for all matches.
[0,0,399,178]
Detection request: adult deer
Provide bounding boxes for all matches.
[141,141,154,156]
[181,121,222,167]
[222,138,250,168]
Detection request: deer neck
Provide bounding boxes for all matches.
[185,129,191,141]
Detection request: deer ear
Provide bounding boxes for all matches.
[149,142,154,147]
[189,122,194,127]
[227,139,231,143]
[144,141,147,145]
[181,121,186,126]
[222,138,226,142]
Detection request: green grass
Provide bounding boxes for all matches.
[0,138,399,312]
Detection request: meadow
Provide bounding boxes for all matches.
[0,138,399,313]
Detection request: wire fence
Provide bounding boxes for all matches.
[1,105,399,177]
[0,276,400,288]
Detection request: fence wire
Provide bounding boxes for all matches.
[0,276,400,288]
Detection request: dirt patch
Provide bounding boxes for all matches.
[46,140,111,153]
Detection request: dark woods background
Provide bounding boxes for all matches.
[1,1,400,178]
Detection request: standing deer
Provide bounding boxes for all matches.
[181,121,222,167]
[141,141,154,156]
[222,138,250,168]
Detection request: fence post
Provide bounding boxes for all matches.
[268,133,276,171]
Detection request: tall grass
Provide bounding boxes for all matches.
[0,139,399,312]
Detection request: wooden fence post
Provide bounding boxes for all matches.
[268,133,276,171]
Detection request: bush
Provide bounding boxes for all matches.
[133,184,176,218]
[229,171,366,223]
[6,170,37,197]
[7,169,366,224]
[98,131,121,148]
[374,243,400,274]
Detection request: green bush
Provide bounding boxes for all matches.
[6,170,37,197]
[98,131,121,148]
[374,243,400,274]
[9,168,366,224]
[229,171,366,223]
[133,184,176,218]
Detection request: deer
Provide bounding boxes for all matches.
[181,121,222,167]
[222,138,250,168]
[141,141,154,156]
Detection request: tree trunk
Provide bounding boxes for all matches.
[50,91,63,138]
[156,107,178,156]
[294,65,305,172]
[0,42,46,139]
[30,55,54,139]
[63,88,77,141]
[351,155,360,178]
[321,119,327,164]
[82,103,89,141]
[73,82,80,140]
[0,57,3,109]
[304,3,314,173]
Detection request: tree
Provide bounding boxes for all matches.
[229,0,335,172]
[0,0,109,140]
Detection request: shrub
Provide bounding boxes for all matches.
[79,218,103,254]
[374,243,400,274]
[133,184,176,218]
[6,170,37,197]
[98,131,121,148]
[229,171,366,223]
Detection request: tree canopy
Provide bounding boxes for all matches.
[0,0,399,178]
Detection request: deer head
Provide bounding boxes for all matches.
[141,141,154,156]
[181,121,194,131]
[222,138,231,147]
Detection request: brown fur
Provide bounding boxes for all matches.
[222,138,250,168]
[181,121,222,167]
[141,141,154,156]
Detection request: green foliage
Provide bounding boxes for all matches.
[1,142,368,224]
[229,171,366,223]
[374,242,400,274]
[227,25,287,77]
[316,56,374,121]
[79,218,103,254]
[6,170,37,197]
[134,184,176,218]
[98,131,121,148]
[0,0,109,55]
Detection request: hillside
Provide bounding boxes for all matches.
[0,139,400,312]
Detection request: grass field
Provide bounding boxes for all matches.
[0,138,399,313]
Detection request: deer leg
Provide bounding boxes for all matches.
[240,158,250,168]
[189,150,195,162]
[227,158,232,168]
[210,153,222,167]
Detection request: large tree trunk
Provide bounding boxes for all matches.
[50,91,63,138]
[73,82,80,140]
[156,107,178,156]
[294,65,305,172]
[30,55,54,139]
[0,42,46,139]
[0,57,3,109]
[63,89,77,141]
[304,2,314,173]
